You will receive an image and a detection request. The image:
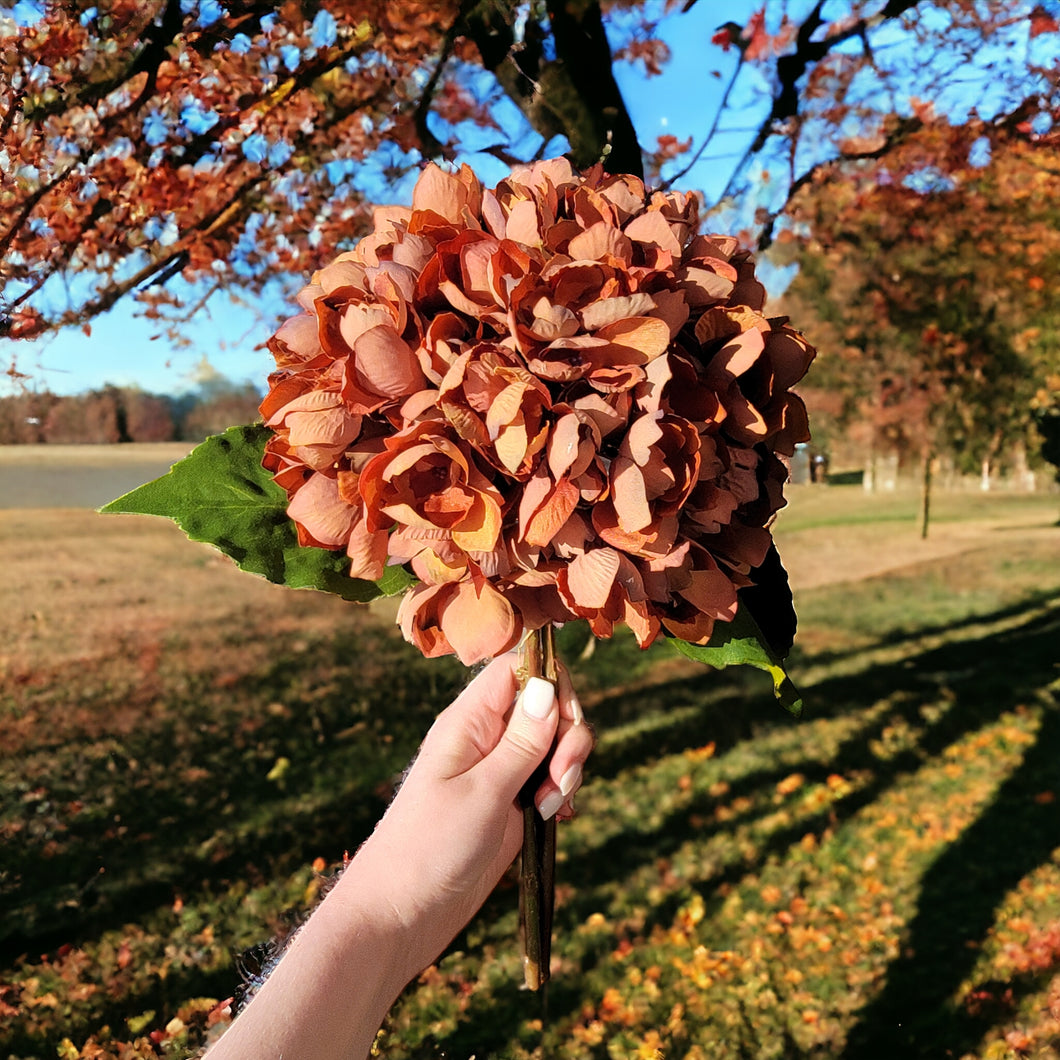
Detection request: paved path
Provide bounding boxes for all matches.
[0,444,192,509]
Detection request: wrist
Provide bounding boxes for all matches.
[331,835,435,992]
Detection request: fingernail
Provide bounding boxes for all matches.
[520,677,555,720]
[538,789,564,820]
[559,764,582,797]
[570,691,585,726]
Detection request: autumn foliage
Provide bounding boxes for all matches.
[778,124,1060,479]
[3,1,1058,353]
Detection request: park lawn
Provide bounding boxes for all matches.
[0,488,1058,1059]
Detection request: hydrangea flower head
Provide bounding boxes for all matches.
[260,160,814,665]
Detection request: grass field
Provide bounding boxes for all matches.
[1,464,1058,1060]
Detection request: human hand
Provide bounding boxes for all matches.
[349,651,593,982]
[203,652,591,1060]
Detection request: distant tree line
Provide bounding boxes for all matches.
[0,380,262,444]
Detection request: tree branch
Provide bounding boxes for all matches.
[756,115,923,251]
[720,0,920,204]
[28,0,185,121]
[411,5,465,161]
[659,54,745,191]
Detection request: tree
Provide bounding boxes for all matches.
[2,1,1057,358]
[178,380,262,439]
[775,123,1060,529]
[42,386,125,443]
[0,389,56,443]
[1033,378,1060,486]
[124,388,176,440]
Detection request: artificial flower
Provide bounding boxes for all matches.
[261,160,815,664]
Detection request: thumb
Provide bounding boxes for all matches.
[477,677,557,800]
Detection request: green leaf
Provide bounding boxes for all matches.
[99,424,415,603]
[669,603,803,717]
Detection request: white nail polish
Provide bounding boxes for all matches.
[521,677,555,719]
[538,789,564,820]
[559,764,582,797]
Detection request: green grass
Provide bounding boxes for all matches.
[2,492,1059,1060]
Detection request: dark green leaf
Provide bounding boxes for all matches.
[669,602,803,717]
[99,424,415,603]
[738,542,797,658]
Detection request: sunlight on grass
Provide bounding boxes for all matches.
[2,490,1059,1059]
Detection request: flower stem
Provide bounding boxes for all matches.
[517,624,558,992]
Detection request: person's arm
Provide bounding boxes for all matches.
[204,652,591,1060]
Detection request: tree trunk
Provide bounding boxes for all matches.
[920,449,934,539]
[461,1,642,177]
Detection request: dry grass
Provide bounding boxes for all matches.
[3,471,1055,755]
[0,442,195,509]
[0,508,393,752]
[0,443,194,466]
[775,483,1060,591]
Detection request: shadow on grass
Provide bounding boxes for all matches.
[428,599,1060,1059]
[5,594,1060,1058]
[0,624,464,961]
[789,582,1060,675]
[840,693,1060,1059]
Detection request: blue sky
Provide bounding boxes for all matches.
[9,1,760,398]
[10,0,1048,397]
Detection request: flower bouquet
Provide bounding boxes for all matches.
[103,158,813,990]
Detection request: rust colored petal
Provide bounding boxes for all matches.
[713,521,773,579]
[564,547,621,610]
[567,220,633,263]
[504,197,544,245]
[501,567,575,630]
[771,393,812,456]
[450,486,503,553]
[411,547,468,585]
[580,293,656,331]
[592,500,679,558]
[610,455,652,531]
[730,248,767,309]
[523,473,580,548]
[647,289,691,340]
[440,577,520,666]
[547,411,598,480]
[352,325,426,401]
[286,472,355,549]
[412,162,483,225]
[694,305,769,347]
[593,316,671,361]
[269,312,321,367]
[676,546,739,620]
[765,325,817,390]
[624,209,683,257]
[398,582,455,659]
[346,518,389,581]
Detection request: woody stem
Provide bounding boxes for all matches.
[517,624,558,992]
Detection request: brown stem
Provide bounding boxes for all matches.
[517,625,558,992]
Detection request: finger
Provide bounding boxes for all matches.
[417,654,520,779]
[556,663,585,725]
[533,668,593,819]
[475,676,558,801]
[555,794,577,822]
[542,667,594,799]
